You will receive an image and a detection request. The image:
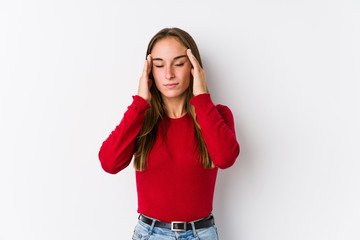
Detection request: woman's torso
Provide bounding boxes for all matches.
[135,114,218,222]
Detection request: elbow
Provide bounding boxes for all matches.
[214,143,240,169]
[98,150,120,175]
[98,144,133,174]
[215,156,236,169]
[100,162,120,175]
[216,161,235,170]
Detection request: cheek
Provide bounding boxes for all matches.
[179,67,191,80]
[152,68,162,82]
[152,70,166,90]
[184,64,192,76]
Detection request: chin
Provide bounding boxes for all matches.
[160,90,187,99]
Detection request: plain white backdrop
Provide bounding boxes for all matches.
[1,0,359,239]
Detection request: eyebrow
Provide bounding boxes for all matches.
[152,55,187,61]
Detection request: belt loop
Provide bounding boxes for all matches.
[190,222,198,238]
[211,212,215,225]
[147,218,156,237]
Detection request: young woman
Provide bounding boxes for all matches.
[98,27,240,240]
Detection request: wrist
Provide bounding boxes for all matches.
[193,89,208,96]
[137,93,151,104]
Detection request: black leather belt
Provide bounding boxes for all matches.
[138,214,215,232]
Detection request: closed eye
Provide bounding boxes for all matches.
[155,63,184,68]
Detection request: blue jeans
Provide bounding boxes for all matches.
[132,215,219,240]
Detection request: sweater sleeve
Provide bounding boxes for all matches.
[190,93,240,169]
[98,95,151,174]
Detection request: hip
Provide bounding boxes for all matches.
[132,214,219,240]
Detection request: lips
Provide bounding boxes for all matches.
[164,83,179,88]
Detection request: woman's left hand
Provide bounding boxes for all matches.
[187,49,208,96]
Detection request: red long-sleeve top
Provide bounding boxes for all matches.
[98,93,240,222]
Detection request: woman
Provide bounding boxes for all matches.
[98,27,240,240]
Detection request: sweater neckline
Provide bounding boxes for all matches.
[165,113,189,121]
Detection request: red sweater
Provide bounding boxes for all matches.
[98,93,240,222]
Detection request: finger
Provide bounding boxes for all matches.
[142,54,151,76]
[142,56,149,76]
[186,49,200,71]
[147,54,152,76]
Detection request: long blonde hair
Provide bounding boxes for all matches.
[134,27,214,171]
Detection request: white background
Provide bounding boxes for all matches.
[1,0,359,239]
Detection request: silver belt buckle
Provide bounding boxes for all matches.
[171,221,187,232]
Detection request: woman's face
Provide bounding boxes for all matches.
[150,37,192,100]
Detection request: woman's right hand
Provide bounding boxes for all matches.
[138,54,153,104]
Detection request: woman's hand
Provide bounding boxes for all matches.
[187,49,208,96]
[138,54,153,104]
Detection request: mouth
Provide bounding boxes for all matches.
[164,83,179,89]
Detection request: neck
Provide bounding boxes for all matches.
[162,94,187,119]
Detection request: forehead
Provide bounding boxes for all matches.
[151,37,187,58]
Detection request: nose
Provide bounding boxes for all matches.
[165,66,174,80]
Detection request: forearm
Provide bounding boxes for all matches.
[98,95,150,174]
[190,94,240,169]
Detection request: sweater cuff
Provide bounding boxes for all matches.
[189,93,214,108]
[130,95,151,111]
